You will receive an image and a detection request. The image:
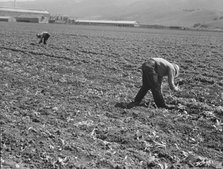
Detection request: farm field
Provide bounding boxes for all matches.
[0,22,223,169]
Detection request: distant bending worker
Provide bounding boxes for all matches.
[36,31,50,45]
[133,58,180,109]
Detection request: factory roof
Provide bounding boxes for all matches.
[75,19,137,24]
[0,7,49,15]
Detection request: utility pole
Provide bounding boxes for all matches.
[14,0,16,8]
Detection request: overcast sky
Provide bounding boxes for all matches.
[0,0,222,11]
[0,0,35,1]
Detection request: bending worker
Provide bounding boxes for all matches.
[133,58,180,109]
[36,31,50,45]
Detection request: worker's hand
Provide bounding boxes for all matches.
[177,88,183,92]
[176,87,183,92]
[176,78,184,86]
[174,85,182,92]
[177,83,183,91]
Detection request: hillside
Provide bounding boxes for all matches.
[1,0,223,29]
[108,0,223,28]
[117,9,223,28]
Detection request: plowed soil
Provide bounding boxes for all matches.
[1,23,223,169]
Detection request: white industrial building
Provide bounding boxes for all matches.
[0,7,50,23]
[75,19,138,27]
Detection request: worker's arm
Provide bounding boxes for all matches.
[38,38,43,44]
[168,67,179,91]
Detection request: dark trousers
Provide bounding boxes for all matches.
[43,34,50,44]
[39,34,50,44]
[134,60,166,108]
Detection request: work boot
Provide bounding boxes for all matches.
[126,101,141,109]
[163,104,177,110]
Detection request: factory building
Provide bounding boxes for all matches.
[75,19,138,27]
[0,7,50,23]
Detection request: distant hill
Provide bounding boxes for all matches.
[1,0,223,29]
[108,0,223,29]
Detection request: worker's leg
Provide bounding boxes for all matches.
[151,87,166,108]
[43,34,50,44]
[149,74,166,108]
[39,38,42,44]
[134,62,154,103]
[43,37,48,44]
[141,62,166,108]
[134,72,149,103]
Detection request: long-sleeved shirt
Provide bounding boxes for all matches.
[151,58,179,91]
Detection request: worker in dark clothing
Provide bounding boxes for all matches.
[132,58,180,109]
[36,32,50,44]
